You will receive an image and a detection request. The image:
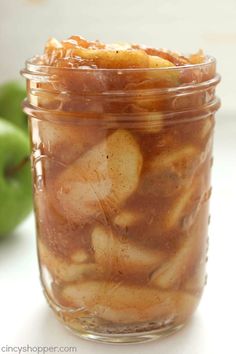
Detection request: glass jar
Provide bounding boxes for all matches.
[22,57,220,344]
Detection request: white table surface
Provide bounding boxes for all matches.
[0,111,235,354]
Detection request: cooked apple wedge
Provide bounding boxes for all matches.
[183,260,206,295]
[38,240,98,282]
[62,280,198,324]
[150,204,208,289]
[113,210,142,229]
[164,182,198,231]
[139,145,199,198]
[92,225,165,276]
[148,55,174,68]
[36,119,102,164]
[54,129,143,223]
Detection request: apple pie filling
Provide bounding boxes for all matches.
[22,35,220,342]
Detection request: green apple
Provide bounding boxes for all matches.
[0,81,28,133]
[0,118,32,237]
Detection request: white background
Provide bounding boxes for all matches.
[0,0,236,353]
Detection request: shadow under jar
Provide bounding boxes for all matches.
[22,57,220,344]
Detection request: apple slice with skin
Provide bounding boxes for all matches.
[91,225,166,277]
[54,129,143,224]
[62,280,198,324]
[0,118,32,236]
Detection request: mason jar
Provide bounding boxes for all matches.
[22,57,220,344]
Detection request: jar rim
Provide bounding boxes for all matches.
[22,54,220,121]
[22,55,216,74]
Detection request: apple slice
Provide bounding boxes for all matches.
[122,107,163,134]
[54,129,143,223]
[70,249,89,263]
[62,280,198,324]
[200,116,214,140]
[34,191,92,258]
[188,50,205,64]
[38,240,99,282]
[113,210,142,229]
[139,145,199,198]
[150,203,209,289]
[91,225,166,277]
[34,119,103,165]
[66,47,150,68]
[149,145,199,187]
[148,55,174,68]
[183,259,206,295]
[164,182,198,231]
